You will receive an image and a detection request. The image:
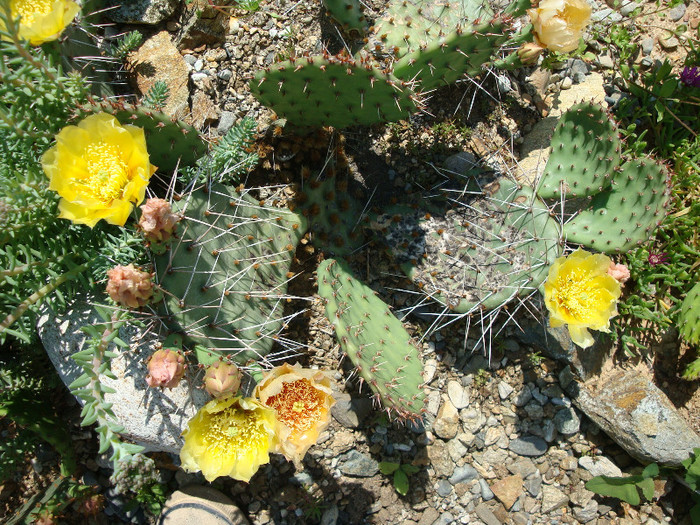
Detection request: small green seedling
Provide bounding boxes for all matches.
[585,463,658,506]
[379,461,421,496]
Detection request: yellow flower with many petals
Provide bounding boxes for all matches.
[544,249,622,349]
[42,113,156,228]
[254,363,335,467]
[528,0,592,53]
[2,0,80,46]
[180,396,278,483]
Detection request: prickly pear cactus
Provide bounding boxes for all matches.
[369,176,561,313]
[296,167,366,256]
[154,184,307,366]
[79,100,206,175]
[317,258,426,420]
[679,282,700,345]
[250,52,421,128]
[563,158,671,252]
[323,0,369,37]
[536,102,621,199]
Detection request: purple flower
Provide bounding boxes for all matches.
[680,66,700,87]
[648,252,669,266]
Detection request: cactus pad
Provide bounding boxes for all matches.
[369,177,561,313]
[323,0,369,37]
[563,158,671,253]
[536,102,621,199]
[78,100,206,175]
[679,282,700,345]
[317,258,426,420]
[250,52,421,128]
[154,184,307,365]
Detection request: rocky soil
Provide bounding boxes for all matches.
[3,0,700,524]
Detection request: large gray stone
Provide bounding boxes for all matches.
[568,367,700,466]
[38,297,209,454]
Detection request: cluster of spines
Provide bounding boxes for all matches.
[154,184,307,366]
[317,258,426,421]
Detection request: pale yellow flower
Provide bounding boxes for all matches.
[3,0,80,46]
[180,396,278,482]
[42,113,156,228]
[528,0,592,53]
[254,363,334,467]
[544,249,622,349]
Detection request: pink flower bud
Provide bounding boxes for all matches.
[106,264,154,308]
[204,361,243,398]
[607,262,630,284]
[138,198,180,243]
[517,41,545,65]
[146,348,186,389]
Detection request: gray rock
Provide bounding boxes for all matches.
[597,55,615,69]
[561,77,573,90]
[432,512,455,525]
[106,0,178,24]
[509,436,548,457]
[217,69,232,81]
[498,381,514,400]
[496,74,512,94]
[507,458,537,479]
[338,450,379,477]
[462,408,487,434]
[436,479,454,497]
[38,297,209,454]
[592,8,623,22]
[444,152,479,176]
[474,503,501,525]
[331,396,371,429]
[290,471,313,486]
[573,499,599,523]
[641,37,654,56]
[320,504,339,525]
[217,111,237,136]
[449,465,479,485]
[659,37,680,50]
[524,475,542,497]
[541,485,569,513]
[479,478,494,501]
[569,368,700,466]
[424,359,438,384]
[448,380,470,409]
[542,420,557,443]
[513,385,532,407]
[668,3,686,21]
[553,407,581,435]
[619,0,637,16]
[578,455,622,478]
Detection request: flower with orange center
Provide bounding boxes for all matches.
[544,248,622,349]
[254,363,334,467]
[180,396,278,482]
[528,0,592,53]
[2,0,80,46]
[42,113,156,228]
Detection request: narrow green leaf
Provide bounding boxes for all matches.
[393,468,409,496]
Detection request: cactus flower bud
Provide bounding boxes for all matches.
[517,41,546,65]
[528,0,592,53]
[146,348,186,389]
[106,264,154,308]
[607,262,630,284]
[138,198,180,245]
[204,361,243,398]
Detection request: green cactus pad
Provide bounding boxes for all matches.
[317,258,426,420]
[296,169,366,256]
[369,177,561,313]
[563,158,671,253]
[369,0,493,59]
[154,184,307,366]
[78,100,206,175]
[536,102,621,199]
[323,0,369,37]
[679,282,700,346]
[393,18,511,91]
[251,53,420,128]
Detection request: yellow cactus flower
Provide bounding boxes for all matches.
[528,0,592,53]
[3,0,80,46]
[42,113,156,228]
[254,363,334,467]
[180,396,278,483]
[544,249,622,349]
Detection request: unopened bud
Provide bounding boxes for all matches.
[138,198,180,253]
[106,264,154,308]
[146,348,186,389]
[517,41,545,65]
[607,262,630,284]
[77,494,105,517]
[204,361,242,398]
